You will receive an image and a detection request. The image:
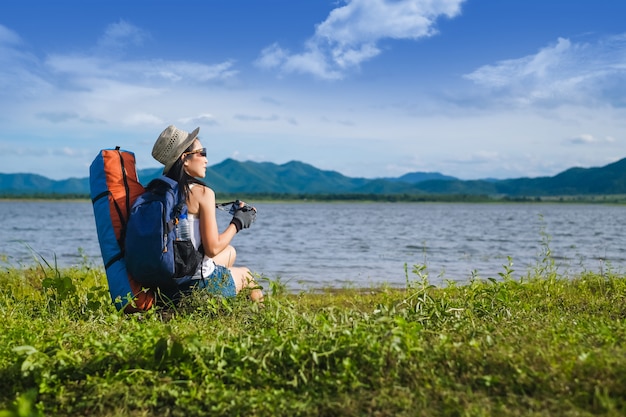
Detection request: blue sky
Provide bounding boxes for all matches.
[1,0,625,180]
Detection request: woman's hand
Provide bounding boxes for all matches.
[230,203,257,232]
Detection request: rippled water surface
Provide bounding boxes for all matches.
[2,201,625,290]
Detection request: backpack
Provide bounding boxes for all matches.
[124,176,203,291]
[89,147,155,312]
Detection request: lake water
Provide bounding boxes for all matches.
[1,201,625,290]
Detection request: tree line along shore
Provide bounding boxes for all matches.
[2,192,626,203]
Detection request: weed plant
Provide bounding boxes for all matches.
[1,250,625,416]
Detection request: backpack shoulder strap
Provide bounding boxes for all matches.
[146,175,186,216]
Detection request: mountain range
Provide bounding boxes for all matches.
[1,157,625,197]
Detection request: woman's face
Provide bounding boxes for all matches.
[182,139,208,178]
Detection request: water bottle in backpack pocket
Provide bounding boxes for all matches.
[173,211,201,278]
[125,176,202,290]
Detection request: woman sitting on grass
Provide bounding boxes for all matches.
[151,125,264,303]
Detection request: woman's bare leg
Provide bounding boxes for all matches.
[230,266,264,302]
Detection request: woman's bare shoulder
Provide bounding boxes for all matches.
[192,184,215,201]
[188,184,215,214]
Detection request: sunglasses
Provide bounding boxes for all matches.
[183,147,207,157]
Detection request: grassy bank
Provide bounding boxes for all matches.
[1,259,625,416]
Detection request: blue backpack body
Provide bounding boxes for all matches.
[125,176,202,290]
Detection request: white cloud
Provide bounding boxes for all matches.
[179,114,218,126]
[0,25,52,99]
[0,20,239,137]
[316,0,463,44]
[465,34,626,107]
[36,111,80,123]
[0,20,237,98]
[256,0,466,79]
[54,147,84,157]
[567,134,618,145]
[256,43,341,79]
[233,114,280,122]
[96,20,149,54]
[45,54,237,84]
[0,24,21,45]
[449,151,500,165]
[147,60,238,83]
[123,112,164,126]
[255,43,288,70]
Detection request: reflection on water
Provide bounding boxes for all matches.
[2,201,625,290]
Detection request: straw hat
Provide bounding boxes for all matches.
[151,125,200,174]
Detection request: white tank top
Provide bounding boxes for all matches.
[188,185,215,276]
[188,212,202,250]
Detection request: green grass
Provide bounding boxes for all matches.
[1,255,626,416]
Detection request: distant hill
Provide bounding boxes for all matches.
[1,157,625,197]
[495,158,626,196]
[0,173,89,195]
[385,172,458,183]
[135,159,371,194]
[407,157,626,197]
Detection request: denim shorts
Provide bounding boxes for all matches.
[193,265,237,298]
[171,259,237,300]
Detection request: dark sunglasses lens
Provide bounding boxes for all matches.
[187,148,206,157]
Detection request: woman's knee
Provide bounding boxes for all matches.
[213,245,237,267]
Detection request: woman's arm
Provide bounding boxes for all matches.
[191,185,238,257]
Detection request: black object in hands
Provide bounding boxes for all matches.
[228,200,253,215]
[230,201,256,232]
